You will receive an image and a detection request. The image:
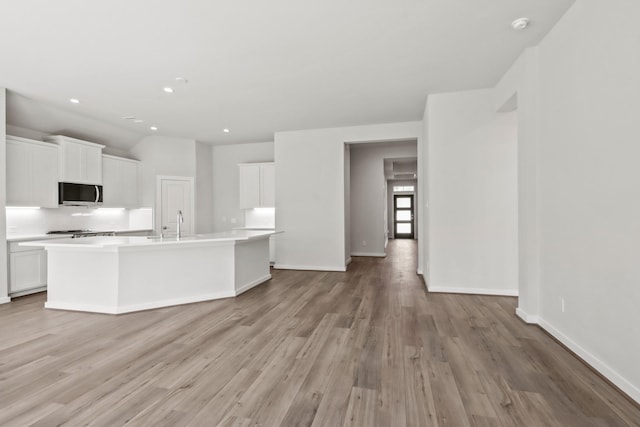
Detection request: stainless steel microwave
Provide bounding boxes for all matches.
[58,182,103,206]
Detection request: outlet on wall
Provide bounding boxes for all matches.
[361,240,367,246]
[561,298,565,313]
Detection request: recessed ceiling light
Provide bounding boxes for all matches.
[223,128,230,133]
[133,119,144,123]
[163,87,174,93]
[512,17,530,30]
[150,126,158,131]
[175,77,188,84]
[122,116,136,120]
[69,98,80,104]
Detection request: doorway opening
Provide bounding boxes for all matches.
[394,194,414,239]
[345,140,418,262]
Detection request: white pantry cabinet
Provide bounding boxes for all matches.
[45,135,105,185]
[6,135,58,208]
[8,242,47,296]
[102,155,140,208]
[239,163,275,208]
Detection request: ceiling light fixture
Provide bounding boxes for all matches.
[163,87,174,93]
[511,17,530,30]
[133,119,144,123]
[122,116,136,120]
[175,77,188,84]
[150,126,158,131]
[223,128,230,133]
[69,98,80,104]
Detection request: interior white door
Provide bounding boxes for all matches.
[158,177,194,236]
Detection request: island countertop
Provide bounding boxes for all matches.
[21,229,279,250]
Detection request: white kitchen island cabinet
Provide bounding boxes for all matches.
[22,230,276,314]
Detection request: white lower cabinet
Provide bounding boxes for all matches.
[8,242,47,296]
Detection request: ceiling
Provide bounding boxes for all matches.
[0,0,575,148]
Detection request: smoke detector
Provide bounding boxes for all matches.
[512,17,530,30]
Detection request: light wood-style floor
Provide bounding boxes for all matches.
[1,240,639,426]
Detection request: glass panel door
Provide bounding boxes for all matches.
[394,195,414,239]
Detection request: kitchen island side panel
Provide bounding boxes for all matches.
[45,249,119,312]
[117,243,236,310]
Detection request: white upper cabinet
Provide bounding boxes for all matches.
[45,135,105,185]
[238,162,275,209]
[6,135,58,208]
[102,155,139,208]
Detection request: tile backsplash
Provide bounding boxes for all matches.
[6,206,153,236]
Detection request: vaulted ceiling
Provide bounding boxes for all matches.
[1,0,574,148]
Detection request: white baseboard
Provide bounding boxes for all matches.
[0,296,11,304]
[350,252,386,257]
[515,307,539,324]
[427,284,518,297]
[235,274,271,296]
[273,264,347,272]
[45,291,237,314]
[537,317,640,404]
[345,257,352,266]
[417,268,423,275]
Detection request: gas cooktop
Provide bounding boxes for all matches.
[46,230,116,238]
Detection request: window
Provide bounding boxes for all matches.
[393,185,414,192]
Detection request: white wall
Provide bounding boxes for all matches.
[274,121,422,271]
[344,144,351,264]
[495,47,542,319]
[211,142,274,231]
[130,135,197,210]
[350,142,417,256]
[496,0,640,402]
[0,88,8,303]
[427,89,518,296]
[195,142,214,233]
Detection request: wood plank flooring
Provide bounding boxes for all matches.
[1,240,639,426]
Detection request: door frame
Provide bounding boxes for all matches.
[394,194,415,239]
[155,175,195,235]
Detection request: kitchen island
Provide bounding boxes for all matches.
[22,230,277,314]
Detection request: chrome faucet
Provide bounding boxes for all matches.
[176,210,184,238]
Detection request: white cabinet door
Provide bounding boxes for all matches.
[46,135,105,184]
[9,250,47,293]
[31,144,59,208]
[239,163,275,209]
[239,165,261,209]
[102,155,139,207]
[261,164,275,207]
[85,145,103,185]
[6,140,32,205]
[62,140,85,182]
[102,156,119,206]
[6,136,59,208]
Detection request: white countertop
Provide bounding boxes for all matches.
[20,229,278,249]
[6,228,153,242]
